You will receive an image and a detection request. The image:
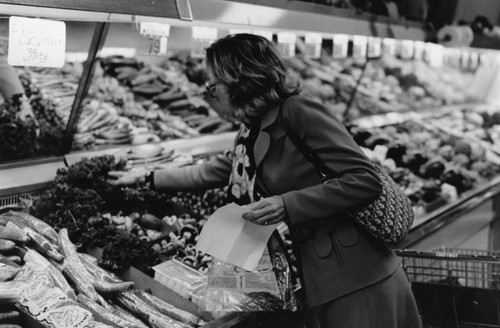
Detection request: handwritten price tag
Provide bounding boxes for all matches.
[8,16,66,68]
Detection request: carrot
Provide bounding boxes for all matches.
[24,227,63,263]
[77,294,141,328]
[0,223,29,244]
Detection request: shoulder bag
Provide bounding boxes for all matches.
[280,108,414,247]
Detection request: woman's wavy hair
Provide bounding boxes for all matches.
[205,33,299,125]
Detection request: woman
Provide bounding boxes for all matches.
[109,33,421,328]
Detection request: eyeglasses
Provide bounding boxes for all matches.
[205,81,218,99]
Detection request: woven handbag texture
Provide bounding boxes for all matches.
[349,163,414,246]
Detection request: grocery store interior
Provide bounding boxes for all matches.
[2,0,500,327]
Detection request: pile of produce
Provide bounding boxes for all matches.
[286,54,477,121]
[30,155,228,274]
[417,104,500,156]
[4,48,477,160]
[72,56,235,150]
[12,56,235,154]
[349,117,500,218]
[0,213,207,328]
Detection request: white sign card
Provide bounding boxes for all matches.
[139,22,170,38]
[382,38,396,56]
[424,42,444,67]
[413,41,425,60]
[191,26,218,58]
[196,203,279,272]
[8,16,66,68]
[304,33,322,58]
[399,39,414,59]
[333,34,349,58]
[367,36,382,58]
[469,52,479,70]
[460,51,470,69]
[352,35,367,58]
[277,32,296,57]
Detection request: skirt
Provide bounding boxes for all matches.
[301,266,422,328]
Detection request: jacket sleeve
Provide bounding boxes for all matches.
[280,96,382,227]
[154,150,233,192]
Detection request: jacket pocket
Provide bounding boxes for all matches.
[312,229,333,258]
[335,223,359,247]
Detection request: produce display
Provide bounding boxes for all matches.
[349,117,500,221]
[0,46,477,162]
[27,154,228,276]
[0,214,207,328]
[285,54,477,121]
[416,104,500,156]
[72,56,235,149]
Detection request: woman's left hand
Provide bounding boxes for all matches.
[242,196,287,226]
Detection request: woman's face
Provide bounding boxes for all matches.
[206,68,238,122]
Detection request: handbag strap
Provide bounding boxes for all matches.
[279,105,335,183]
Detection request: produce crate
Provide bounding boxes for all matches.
[396,248,500,328]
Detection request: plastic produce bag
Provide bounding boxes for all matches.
[200,232,297,313]
[152,259,207,306]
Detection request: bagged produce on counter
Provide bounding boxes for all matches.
[115,291,192,328]
[152,259,207,306]
[200,233,297,314]
[135,290,206,327]
[23,249,77,301]
[77,294,143,328]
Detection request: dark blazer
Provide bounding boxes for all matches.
[156,95,400,307]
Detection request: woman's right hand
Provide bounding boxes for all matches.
[108,170,143,187]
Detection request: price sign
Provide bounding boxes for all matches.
[352,35,367,58]
[382,38,396,56]
[469,52,479,70]
[460,51,470,69]
[413,41,425,60]
[304,33,322,59]
[191,26,217,58]
[8,16,66,68]
[277,32,296,57]
[399,40,414,59]
[367,37,382,58]
[139,22,170,38]
[424,42,444,67]
[252,30,273,41]
[333,34,348,58]
[449,49,461,67]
